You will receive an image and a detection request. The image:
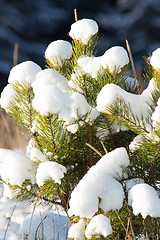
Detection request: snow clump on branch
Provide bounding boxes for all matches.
[85,214,112,239]
[0,149,36,186]
[0,61,41,111]
[77,46,129,78]
[32,74,99,133]
[32,68,68,92]
[96,79,158,131]
[0,84,17,111]
[128,183,160,218]
[69,18,98,45]
[36,161,67,186]
[45,40,72,66]
[68,219,86,240]
[8,61,41,85]
[30,147,48,163]
[68,147,130,218]
[101,46,129,73]
[150,48,160,72]
[32,86,91,125]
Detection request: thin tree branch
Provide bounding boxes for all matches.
[13,43,19,66]
[47,115,57,154]
[100,141,108,154]
[126,39,140,94]
[74,9,78,22]
[86,143,103,158]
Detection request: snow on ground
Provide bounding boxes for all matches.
[0,184,69,240]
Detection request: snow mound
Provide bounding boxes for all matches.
[19,209,69,240]
[32,85,92,132]
[32,68,68,92]
[0,84,16,110]
[45,40,72,66]
[77,56,102,78]
[68,147,129,218]
[32,85,65,116]
[85,214,112,239]
[30,147,48,163]
[69,18,98,45]
[8,61,41,85]
[36,161,67,186]
[68,219,85,240]
[96,83,150,115]
[125,178,144,191]
[0,149,36,186]
[77,46,129,78]
[150,48,160,72]
[101,46,129,73]
[96,82,155,131]
[128,183,160,218]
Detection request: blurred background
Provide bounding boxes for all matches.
[0,0,160,92]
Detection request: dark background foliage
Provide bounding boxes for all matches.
[0,0,160,91]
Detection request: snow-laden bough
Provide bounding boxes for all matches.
[68,147,130,218]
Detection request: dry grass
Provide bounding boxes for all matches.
[0,108,29,151]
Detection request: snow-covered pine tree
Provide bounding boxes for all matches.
[0,17,160,239]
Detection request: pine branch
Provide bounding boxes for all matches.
[7,83,35,130]
[47,115,57,155]
[105,97,151,136]
[45,58,71,78]
[126,39,139,92]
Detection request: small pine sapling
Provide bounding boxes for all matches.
[0,15,160,239]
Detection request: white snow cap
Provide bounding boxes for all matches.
[30,147,48,163]
[45,40,72,66]
[8,61,41,85]
[128,183,160,218]
[36,161,67,186]
[77,56,102,78]
[32,69,68,93]
[85,214,112,239]
[68,147,129,218]
[150,48,160,72]
[129,135,144,152]
[97,83,148,115]
[69,18,99,45]
[129,132,160,151]
[0,84,16,111]
[96,83,154,131]
[0,148,36,186]
[101,46,129,73]
[32,85,91,132]
[95,146,130,180]
[77,46,129,78]
[32,85,65,116]
[68,219,85,240]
